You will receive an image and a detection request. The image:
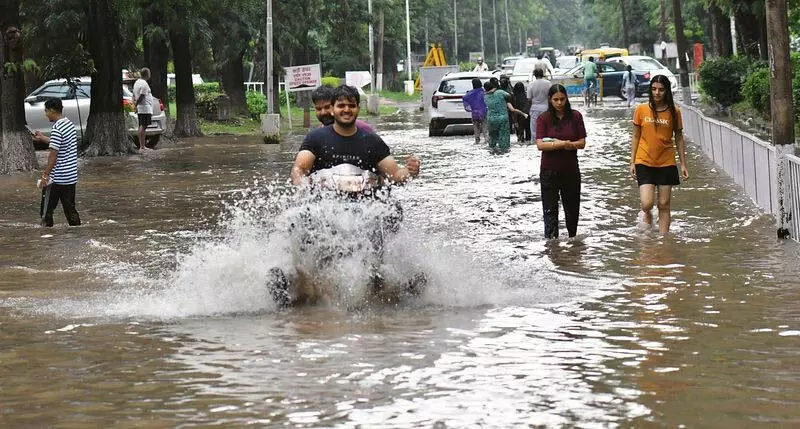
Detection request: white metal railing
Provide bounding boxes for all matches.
[680,103,778,215]
[244,81,264,93]
[786,154,800,239]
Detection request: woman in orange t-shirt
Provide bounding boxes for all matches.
[629,75,689,234]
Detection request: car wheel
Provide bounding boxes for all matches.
[145,134,161,149]
[428,124,444,137]
[619,84,627,100]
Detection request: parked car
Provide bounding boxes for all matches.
[605,55,678,91]
[428,71,496,137]
[508,58,539,89]
[25,77,166,150]
[550,61,650,99]
[554,55,581,73]
[501,55,524,73]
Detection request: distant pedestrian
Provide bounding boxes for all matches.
[528,52,554,81]
[535,84,586,239]
[462,78,488,144]
[622,65,637,108]
[484,80,527,153]
[512,82,530,142]
[526,68,551,142]
[32,99,81,227]
[583,57,598,99]
[132,68,154,151]
[629,74,688,234]
[473,57,489,72]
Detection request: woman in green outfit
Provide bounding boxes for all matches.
[484,79,527,153]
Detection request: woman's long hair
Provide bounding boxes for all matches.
[546,84,572,130]
[648,74,676,128]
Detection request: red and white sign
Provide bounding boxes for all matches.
[285,64,321,92]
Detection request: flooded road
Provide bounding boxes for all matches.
[1,105,799,428]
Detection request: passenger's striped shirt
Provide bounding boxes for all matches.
[48,117,78,185]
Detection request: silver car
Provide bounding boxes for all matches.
[428,71,497,137]
[25,77,166,149]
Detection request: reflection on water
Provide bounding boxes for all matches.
[1,109,800,427]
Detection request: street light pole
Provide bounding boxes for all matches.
[478,0,485,58]
[368,0,374,93]
[404,0,413,92]
[453,0,458,62]
[492,0,498,66]
[265,0,274,113]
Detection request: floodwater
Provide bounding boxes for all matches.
[1,103,799,428]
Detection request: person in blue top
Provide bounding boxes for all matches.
[462,78,488,145]
[32,99,81,227]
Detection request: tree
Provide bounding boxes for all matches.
[0,0,37,173]
[142,0,170,117]
[168,0,204,137]
[82,0,135,156]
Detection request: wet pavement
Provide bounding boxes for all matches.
[1,102,799,428]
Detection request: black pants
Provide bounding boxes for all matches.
[516,114,530,141]
[540,170,581,238]
[40,184,81,227]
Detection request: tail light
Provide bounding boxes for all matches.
[432,95,442,109]
[643,72,651,80]
[158,98,165,112]
[432,94,462,109]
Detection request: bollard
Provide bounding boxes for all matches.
[404,80,415,96]
[367,94,380,115]
[261,113,280,144]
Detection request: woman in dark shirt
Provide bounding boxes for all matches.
[535,84,587,238]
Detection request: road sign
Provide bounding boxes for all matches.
[526,38,533,47]
[285,64,321,92]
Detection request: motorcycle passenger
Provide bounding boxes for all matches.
[292,85,420,186]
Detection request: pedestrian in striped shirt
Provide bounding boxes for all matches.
[32,99,81,227]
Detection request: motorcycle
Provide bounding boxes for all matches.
[266,164,426,308]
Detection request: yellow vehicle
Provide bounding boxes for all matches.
[579,47,629,61]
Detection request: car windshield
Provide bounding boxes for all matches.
[438,78,484,95]
[32,83,71,99]
[503,57,520,66]
[629,58,667,71]
[564,64,585,75]
[512,60,537,75]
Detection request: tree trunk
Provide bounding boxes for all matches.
[143,4,170,118]
[219,50,248,117]
[758,14,768,60]
[0,0,37,173]
[672,0,691,102]
[169,26,202,137]
[710,4,733,57]
[660,0,667,42]
[735,8,761,58]
[620,0,629,49]
[82,0,132,156]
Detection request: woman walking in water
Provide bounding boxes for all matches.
[629,74,689,234]
[535,84,587,239]
[484,79,527,153]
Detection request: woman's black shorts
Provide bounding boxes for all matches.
[635,164,680,186]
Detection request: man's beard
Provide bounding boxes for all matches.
[318,114,334,125]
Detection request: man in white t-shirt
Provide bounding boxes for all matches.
[528,52,554,81]
[132,67,154,151]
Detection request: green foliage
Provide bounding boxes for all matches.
[167,82,221,103]
[321,76,340,87]
[196,91,230,119]
[697,57,749,108]
[741,68,770,118]
[459,62,475,72]
[246,90,267,119]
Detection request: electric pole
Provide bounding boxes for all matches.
[671,0,691,104]
[492,0,498,66]
[478,0,485,57]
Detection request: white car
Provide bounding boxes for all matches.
[428,71,497,137]
[25,77,166,149]
[605,55,678,91]
[554,55,581,73]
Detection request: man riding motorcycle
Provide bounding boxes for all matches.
[269,85,422,308]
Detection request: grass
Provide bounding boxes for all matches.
[168,101,405,135]
[379,90,420,103]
